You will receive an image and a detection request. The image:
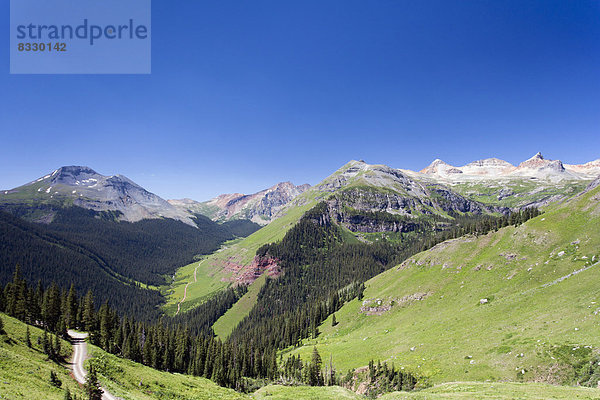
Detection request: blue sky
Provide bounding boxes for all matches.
[1,0,599,200]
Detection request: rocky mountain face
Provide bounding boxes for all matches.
[0,166,196,226]
[170,181,311,225]
[403,153,599,209]
[291,160,507,234]
[413,152,600,181]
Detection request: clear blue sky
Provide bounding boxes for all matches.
[1,0,599,200]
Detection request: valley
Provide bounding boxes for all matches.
[1,154,599,399]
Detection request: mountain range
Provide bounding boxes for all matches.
[168,181,311,225]
[414,152,600,181]
[2,152,600,399]
[2,153,597,229]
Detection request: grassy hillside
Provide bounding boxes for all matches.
[382,381,600,399]
[254,384,361,399]
[0,313,85,399]
[255,382,600,400]
[450,178,589,208]
[213,273,267,338]
[287,184,600,386]
[164,201,317,314]
[86,343,249,400]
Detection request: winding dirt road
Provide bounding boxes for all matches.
[69,330,120,400]
[174,261,201,315]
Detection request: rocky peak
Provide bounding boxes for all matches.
[50,166,100,185]
[517,152,564,172]
[463,158,514,168]
[420,159,462,175]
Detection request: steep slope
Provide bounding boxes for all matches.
[0,166,195,226]
[167,160,499,315]
[288,182,600,385]
[0,313,85,399]
[0,210,165,318]
[170,181,311,225]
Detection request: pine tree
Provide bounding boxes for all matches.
[49,370,62,387]
[26,326,31,347]
[65,284,78,329]
[309,347,323,386]
[82,290,96,334]
[54,333,62,359]
[331,313,337,327]
[0,315,4,334]
[84,365,103,400]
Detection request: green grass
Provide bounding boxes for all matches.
[164,200,318,316]
[213,273,267,338]
[254,381,600,400]
[86,343,249,400]
[0,313,85,399]
[450,179,589,208]
[163,257,231,315]
[382,381,600,399]
[254,384,361,399]
[286,185,600,386]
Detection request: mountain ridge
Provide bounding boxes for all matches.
[169,181,311,225]
[413,152,600,181]
[0,165,196,226]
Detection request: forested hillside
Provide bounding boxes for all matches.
[0,207,259,319]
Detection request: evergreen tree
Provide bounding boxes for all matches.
[84,365,103,400]
[0,315,4,334]
[82,290,96,333]
[331,313,337,327]
[26,325,31,347]
[49,370,62,387]
[65,284,78,329]
[308,347,323,386]
[54,333,62,359]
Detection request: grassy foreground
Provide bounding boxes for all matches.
[254,381,600,400]
[4,313,600,399]
[86,343,248,400]
[0,313,85,399]
[382,381,600,399]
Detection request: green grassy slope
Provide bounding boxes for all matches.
[163,256,232,314]
[213,273,267,338]
[164,201,317,315]
[287,185,600,385]
[382,381,600,399]
[254,381,600,400]
[254,384,361,399]
[86,343,249,400]
[450,178,589,208]
[0,313,85,399]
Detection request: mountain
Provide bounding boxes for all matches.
[0,166,195,226]
[169,159,513,325]
[169,181,311,225]
[287,180,600,386]
[171,157,594,316]
[0,167,262,319]
[409,153,597,209]
[414,152,600,181]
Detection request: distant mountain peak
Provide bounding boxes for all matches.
[420,159,462,175]
[4,166,196,226]
[169,181,311,225]
[527,152,544,161]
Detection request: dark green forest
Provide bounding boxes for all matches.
[0,207,259,319]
